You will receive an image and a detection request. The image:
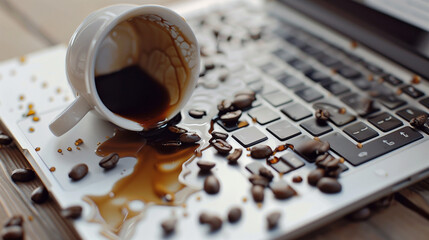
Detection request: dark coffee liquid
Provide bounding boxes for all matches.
[95,65,170,128]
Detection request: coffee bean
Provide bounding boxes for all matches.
[161,217,177,235]
[220,110,242,123]
[316,154,339,170]
[211,131,228,140]
[259,167,273,181]
[1,226,23,240]
[167,126,187,134]
[61,205,82,219]
[31,186,49,204]
[68,164,88,181]
[251,185,264,203]
[0,134,13,145]
[5,216,23,227]
[217,99,233,114]
[205,60,216,70]
[226,148,242,164]
[315,108,330,123]
[249,174,269,187]
[292,175,303,183]
[207,216,222,232]
[11,168,35,182]
[204,175,220,194]
[410,114,428,128]
[235,89,256,100]
[270,181,295,200]
[99,153,119,170]
[326,167,343,178]
[199,212,210,224]
[179,132,201,143]
[348,207,371,221]
[295,139,330,161]
[307,168,325,186]
[317,177,342,193]
[197,160,216,172]
[232,95,254,110]
[218,72,228,82]
[188,109,207,119]
[227,207,242,223]
[250,145,273,159]
[211,139,232,155]
[162,140,182,147]
[267,211,281,230]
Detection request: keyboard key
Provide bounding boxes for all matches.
[248,81,277,94]
[377,94,406,110]
[343,122,379,142]
[352,76,372,90]
[232,126,268,147]
[286,36,307,48]
[248,106,280,125]
[363,62,384,75]
[315,52,341,67]
[341,93,379,117]
[305,70,330,83]
[259,62,281,76]
[320,79,350,95]
[280,152,305,169]
[401,85,425,98]
[266,120,301,141]
[300,118,333,136]
[288,135,317,162]
[301,45,322,56]
[337,66,362,80]
[281,102,312,121]
[276,73,305,89]
[368,112,403,132]
[313,102,356,126]
[216,119,249,132]
[396,107,428,121]
[381,74,403,86]
[245,162,264,174]
[263,91,292,107]
[272,49,294,62]
[322,127,423,166]
[270,160,293,174]
[287,58,312,73]
[420,97,429,109]
[295,87,324,102]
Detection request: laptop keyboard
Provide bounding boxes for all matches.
[189,4,428,172]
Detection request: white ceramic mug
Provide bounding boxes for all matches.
[49,4,200,137]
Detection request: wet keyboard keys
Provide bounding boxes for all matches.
[266,120,301,141]
[281,102,312,121]
[381,74,403,86]
[396,107,428,121]
[343,122,378,142]
[276,73,305,89]
[263,91,292,107]
[419,97,429,109]
[341,93,379,117]
[295,87,324,102]
[232,126,268,147]
[320,79,350,95]
[280,152,304,169]
[248,106,280,125]
[401,85,425,98]
[300,118,333,136]
[368,112,403,132]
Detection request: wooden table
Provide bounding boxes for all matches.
[0,0,428,239]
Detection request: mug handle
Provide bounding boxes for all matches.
[49,96,92,136]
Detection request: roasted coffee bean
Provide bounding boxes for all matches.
[205,60,216,70]
[162,140,182,147]
[270,181,294,200]
[348,207,371,221]
[307,169,325,186]
[219,72,228,82]
[179,132,201,143]
[235,89,256,100]
[326,167,343,178]
[167,126,187,134]
[227,207,242,223]
[217,99,233,114]
[0,134,13,145]
[1,226,23,240]
[204,175,220,194]
[410,114,428,128]
[250,145,273,159]
[232,95,254,110]
[211,139,232,155]
[199,212,210,224]
[161,217,177,235]
[267,211,281,230]
[316,154,339,170]
[315,108,330,123]
[251,185,265,203]
[11,168,35,182]
[211,131,228,140]
[207,216,223,232]
[220,110,242,123]
[68,164,88,181]
[226,148,242,164]
[197,160,216,172]
[317,177,342,193]
[249,174,269,187]
[5,216,23,227]
[61,205,82,219]
[259,167,274,181]
[295,139,330,161]
[99,153,119,170]
[31,186,49,204]
[188,109,207,119]
[292,175,303,183]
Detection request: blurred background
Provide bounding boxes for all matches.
[0,0,192,61]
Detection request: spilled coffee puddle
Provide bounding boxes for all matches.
[85,129,199,234]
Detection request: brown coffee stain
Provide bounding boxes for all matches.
[86,129,199,234]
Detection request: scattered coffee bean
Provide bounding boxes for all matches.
[162,140,182,147]
[250,145,273,159]
[68,164,88,181]
[251,185,265,203]
[235,89,256,99]
[292,175,303,183]
[266,211,281,230]
[31,186,49,204]
[199,212,210,224]
[211,131,228,140]
[307,169,325,186]
[270,181,295,200]
[259,167,274,181]
[219,72,228,82]
[188,109,207,119]
[227,207,242,223]
[11,168,35,182]
[61,206,82,219]
[5,216,23,227]
[316,154,339,170]
[197,160,216,172]
[294,139,330,161]
[249,174,269,187]
[348,207,371,221]
[0,133,13,145]
[226,148,242,164]
[179,132,201,143]
[167,126,187,134]
[220,110,242,123]
[317,177,342,193]
[410,114,428,128]
[1,226,23,240]
[99,153,119,170]
[205,60,215,70]
[315,108,330,123]
[207,216,222,232]
[204,175,220,194]
[217,99,233,114]
[326,167,343,178]
[161,217,177,235]
[232,95,254,110]
[211,139,232,155]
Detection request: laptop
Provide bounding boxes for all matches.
[0,0,429,239]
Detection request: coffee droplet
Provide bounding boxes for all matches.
[74,138,84,146]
